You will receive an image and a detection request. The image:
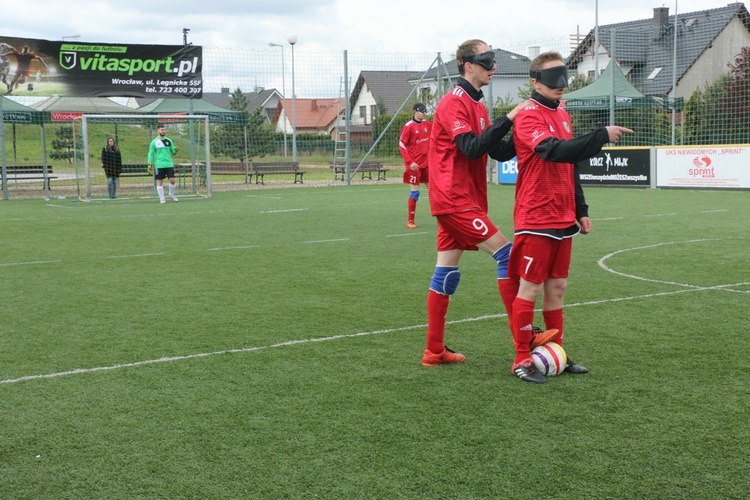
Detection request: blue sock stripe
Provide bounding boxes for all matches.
[409,190,420,201]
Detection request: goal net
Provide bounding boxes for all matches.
[74,114,212,201]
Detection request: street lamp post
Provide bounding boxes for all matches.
[268,42,288,157]
[287,34,298,163]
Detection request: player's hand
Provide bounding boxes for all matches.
[507,99,536,121]
[578,216,592,235]
[147,163,153,175]
[174,146,180,153]
[410,163,419,171]
[606,126,634,144]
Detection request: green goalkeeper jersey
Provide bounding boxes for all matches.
[148,136,177,168]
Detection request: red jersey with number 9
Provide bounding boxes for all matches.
[428,85,491,216]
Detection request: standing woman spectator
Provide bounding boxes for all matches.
[101,137,122,199]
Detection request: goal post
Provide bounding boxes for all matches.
[75,114,213,201]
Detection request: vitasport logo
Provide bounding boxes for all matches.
[59,45,199,77]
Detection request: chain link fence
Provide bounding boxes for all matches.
[3,5,750,198]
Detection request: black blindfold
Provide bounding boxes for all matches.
[531,65,569,89]
[463,50,496,70]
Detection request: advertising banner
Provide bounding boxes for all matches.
[577,147,651,186]
[0,36,202,98]
[498,157,518,184]
[656,146,750,189]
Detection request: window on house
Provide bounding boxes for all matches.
[647,67,662,80]
[359,105,367,124]
[588,70,595,80]
[370,105,377,121]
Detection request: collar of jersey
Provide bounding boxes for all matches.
[530,90,560,110]
[457,77,484,102]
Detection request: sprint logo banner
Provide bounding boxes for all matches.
[1,35,202,98]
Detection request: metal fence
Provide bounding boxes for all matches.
[3,6,750,198]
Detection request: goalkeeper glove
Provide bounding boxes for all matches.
[147,163,153,175]
[174,146,180,153]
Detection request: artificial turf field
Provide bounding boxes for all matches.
[1,184,748,498]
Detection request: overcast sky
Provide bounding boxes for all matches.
[0,1,733,54]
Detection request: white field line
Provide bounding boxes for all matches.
[260,208,308,213]
[0,260,62,267]
[207,245,261,251]
[2,284,746,386]
[2,239,747,385]
[386,232,429,237]
[303,238,349,244]
[106,252,167,259]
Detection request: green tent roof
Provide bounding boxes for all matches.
[0,96,46,124]
[564,61,645,101]
[30,96,135,113]
[563,61,682,111]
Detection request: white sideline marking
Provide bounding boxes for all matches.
[208,245,261,251]
[304,238,349,244]
[0,260,62,267]
[2,239,746,385]
[107,252,166,259]
[386,232,428,237]
[261,208,308,213]
[645,213,677,217]
[0,285,741,386]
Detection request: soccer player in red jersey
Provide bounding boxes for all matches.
[3,46,47,94]
[399,103,431,228]
[421,39,533,368]
[506,51,632,382]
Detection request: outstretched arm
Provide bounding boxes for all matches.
[535,126,633,164]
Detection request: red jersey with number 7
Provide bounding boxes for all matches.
[512,101,577,230]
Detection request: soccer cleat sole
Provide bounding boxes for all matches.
[530,328,559,348]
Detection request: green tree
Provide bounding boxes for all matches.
[372,111,412,157]
[49,125,80,163]
[683,74,731,145]
[212,87,275,161]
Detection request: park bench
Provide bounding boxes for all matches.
[331,160,388,181]
[1,165,57,189]
[118,163,151,177]
[205,161,252,185]
[252,161,305,184]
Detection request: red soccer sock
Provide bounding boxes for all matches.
[426,289,450,354]
[498,277,519,334]
[543,308,564,345]
[408,198,417,222]
[511,297,536,364]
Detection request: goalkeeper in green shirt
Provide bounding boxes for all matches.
[148,124,179,203]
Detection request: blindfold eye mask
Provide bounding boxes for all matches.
[463,50,496,70]
[531,65,569,89]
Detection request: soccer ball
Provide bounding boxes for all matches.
[531,342,567,376]
[27,83,34,91]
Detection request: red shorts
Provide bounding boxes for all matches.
[435,210,498,251]
[508,233,572,283]
[403,167,428,185]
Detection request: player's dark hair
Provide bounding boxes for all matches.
[530,51,565,72]
[456,39,485,76]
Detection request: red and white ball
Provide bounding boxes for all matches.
[531,342,567,376]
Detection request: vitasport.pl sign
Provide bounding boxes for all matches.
[0,36,202,98]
